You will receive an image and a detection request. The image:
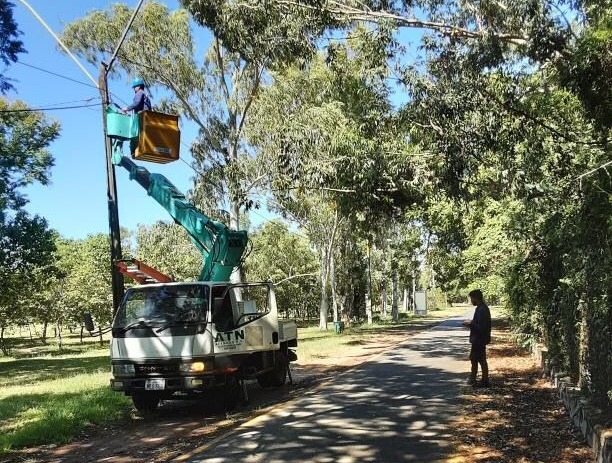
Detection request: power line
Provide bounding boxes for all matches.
[15,0,99,88]
[577,159,612,182]
[16,61,97,89]
[0,103,100,113]
[16,61,130,106]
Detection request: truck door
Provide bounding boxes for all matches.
[211,283,279,355]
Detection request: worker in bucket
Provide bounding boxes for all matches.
[123,78,151,114]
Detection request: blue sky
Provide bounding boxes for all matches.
[5,1,422,240]
[5,0,240,239]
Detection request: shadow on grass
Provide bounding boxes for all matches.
[0,355,110,388]
[0,386,130,453]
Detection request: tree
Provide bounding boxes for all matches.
[61,235,114,343]
[245,220,319,319]
[0,99,59,218]
[0,0,26,93]
[0,98,58,352]
[134,221,201,281]
[62,2,265,248]
[0,213,55,353]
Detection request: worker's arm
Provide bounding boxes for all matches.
[124,91,144,112]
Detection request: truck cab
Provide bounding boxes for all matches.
[107,281,297,413]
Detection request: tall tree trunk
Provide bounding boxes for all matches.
[366,243,373,324]
[412,273,416,313]
[41,321,48,345]
[578,296,591,391]
[28,323,33,340]
[228,139,243,284]
[0,326,7,356]
[80,324,84,344]
[56,322,63,350]
[381,280,387,317]
[319,250,329,331]
[319,211,340,330]
[99,329,103,347]
[391,272,399,322]
[330,252,338,323]
[403,287,408,312]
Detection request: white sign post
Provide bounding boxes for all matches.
[414,291,427,315]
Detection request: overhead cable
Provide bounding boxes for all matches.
[0,103,100,113]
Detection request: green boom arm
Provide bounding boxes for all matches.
[113,154,248,282]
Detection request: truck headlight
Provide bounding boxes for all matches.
[112,364,135,377]
[179,361,208,373]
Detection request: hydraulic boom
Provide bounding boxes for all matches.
[112,152,247,282]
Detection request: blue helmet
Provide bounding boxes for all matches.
[131,78,145,88]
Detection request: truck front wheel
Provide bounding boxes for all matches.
[132,393,160,414]
[257,350,287,388]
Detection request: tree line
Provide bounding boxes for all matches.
[1,0,609,405]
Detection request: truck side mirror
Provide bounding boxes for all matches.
[212,298,224,318]
[83,313,95,332]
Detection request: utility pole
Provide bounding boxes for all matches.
[19,0,144,316]
[99,66,125,316]
[101,0,145,316]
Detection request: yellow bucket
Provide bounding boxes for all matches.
[133,111,180,164]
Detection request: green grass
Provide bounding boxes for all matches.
[0,348,130,454]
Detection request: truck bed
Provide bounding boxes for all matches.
[278,319,297,343]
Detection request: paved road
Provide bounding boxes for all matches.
[184,315,472,463]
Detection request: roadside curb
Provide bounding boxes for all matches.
[172,315,464,462]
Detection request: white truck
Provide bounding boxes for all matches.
[89,118,299,413]
[87,281,297,413]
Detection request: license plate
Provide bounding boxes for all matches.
[145,379,165,391]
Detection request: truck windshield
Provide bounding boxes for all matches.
[114,285,209,329]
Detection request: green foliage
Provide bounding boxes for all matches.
[558,12,612,129]
[0,99,59,217]
[0,0,26,93]
[134,221,201,281]
[181,0,335,65]
[0,98,58,352]
[249,29,420,226]
[0,213,56,352]
[57,235,114,328]
[245,220,319,318]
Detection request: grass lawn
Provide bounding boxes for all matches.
[0,307,466,454]
[0,333,130,454]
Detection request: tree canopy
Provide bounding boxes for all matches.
[0,0,26,93]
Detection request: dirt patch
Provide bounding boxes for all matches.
[2,317,452,463]
[446,324,592,463]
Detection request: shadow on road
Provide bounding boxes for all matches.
[188,318,470,463]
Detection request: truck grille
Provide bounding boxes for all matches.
[135,364,179,376]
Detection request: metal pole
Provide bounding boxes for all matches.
[99,0,145,316]
[99,65,124,316]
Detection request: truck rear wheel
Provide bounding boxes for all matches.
[257,350,287,388]
[132,393,160,414]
